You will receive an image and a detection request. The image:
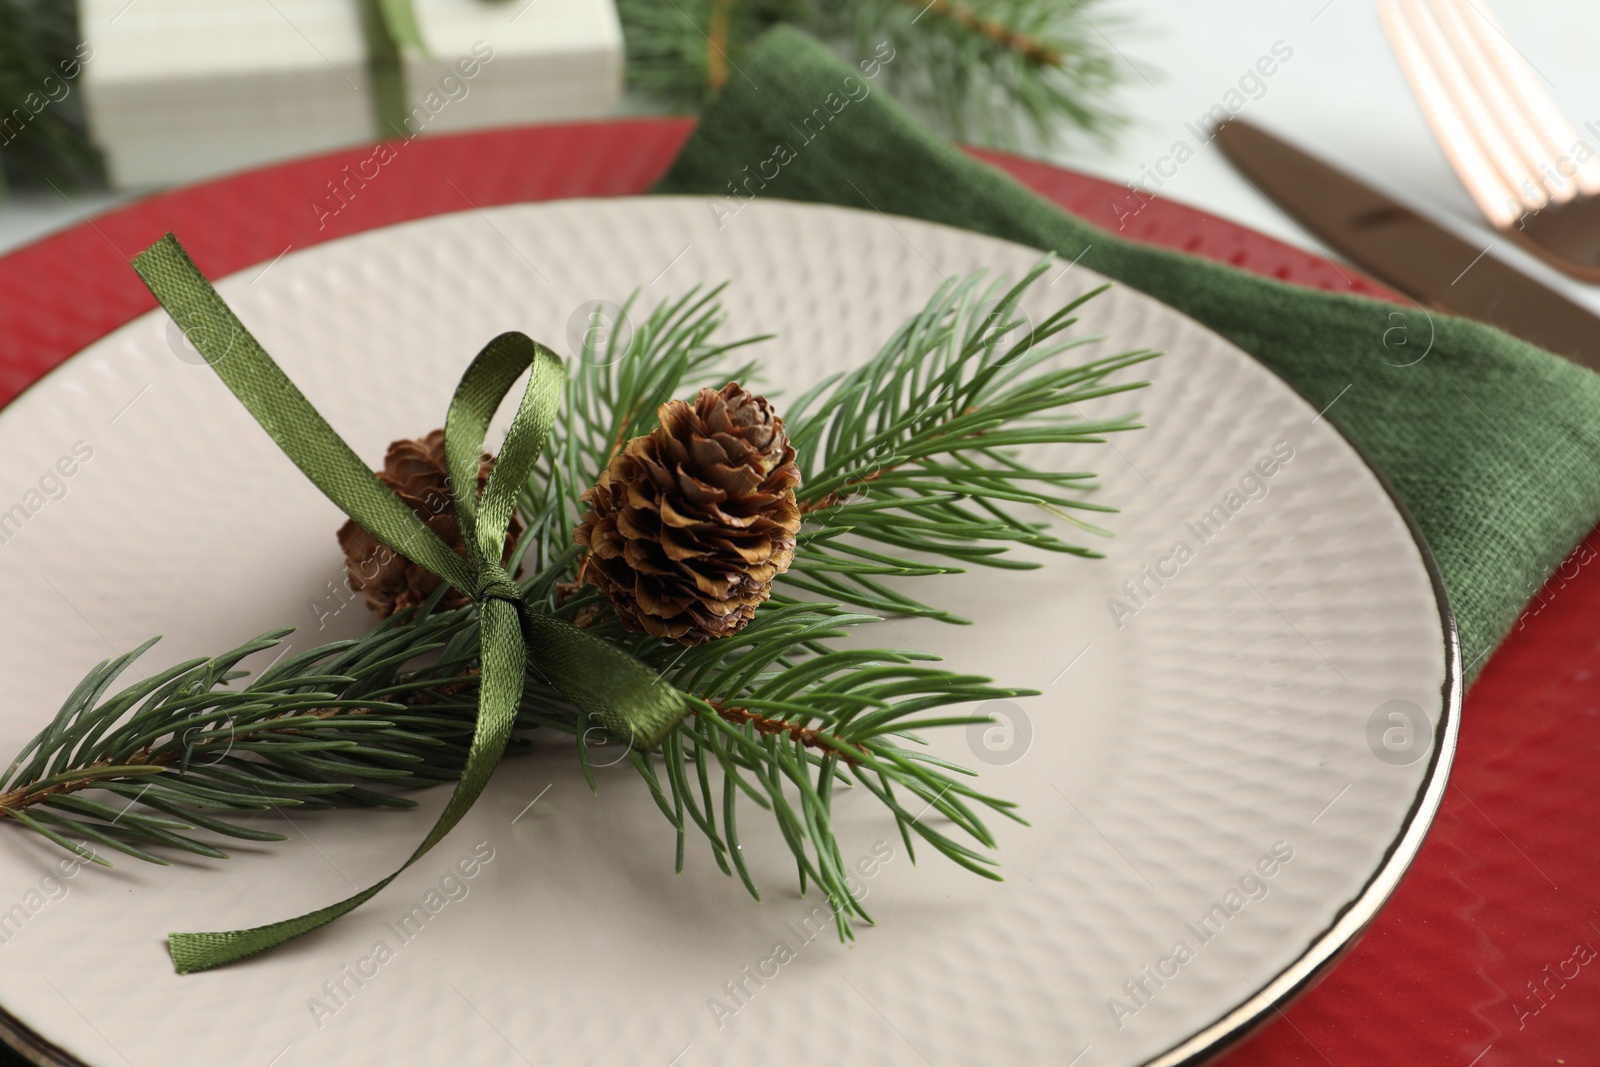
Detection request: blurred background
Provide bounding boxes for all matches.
[2,0,1597,289]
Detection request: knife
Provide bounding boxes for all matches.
[1213,118,1600,369]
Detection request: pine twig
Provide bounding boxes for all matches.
[702,700,866,763]
[0,704,385,816]
[896,0,1062,66]
[0,0,102,193]
[1,264,1152,945]
[706,0,737,91]
[614,0,1136,147]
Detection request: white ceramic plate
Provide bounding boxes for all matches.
[0,199,1457,1067]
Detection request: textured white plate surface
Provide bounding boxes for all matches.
[0,198,1456,1067]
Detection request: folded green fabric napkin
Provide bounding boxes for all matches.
[656,26,1600,680]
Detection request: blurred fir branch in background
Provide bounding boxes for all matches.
[0,0,102,197]
[0,0,1133,193]
[619,0,1134,147]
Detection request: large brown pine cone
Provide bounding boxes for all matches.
[574,383,801,645]
[337,430,521,618]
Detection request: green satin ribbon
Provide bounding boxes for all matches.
[374,0,429,54]
[357,0,433,140]
[358,0,506,139]
[131,234,689,974]
[358,0,410,140]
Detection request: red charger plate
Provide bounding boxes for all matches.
[1,118,1596,1066]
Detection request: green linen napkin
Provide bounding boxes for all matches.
[656,26,1600,680]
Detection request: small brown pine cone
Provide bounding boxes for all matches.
[337,429,522,618]
[574,383,801,645]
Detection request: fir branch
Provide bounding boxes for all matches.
[0,607,496,864]
[522,261,1149,925]
[0,0,101,194]
[891,0,1062,67]
[824,0,1134,144]
[616,0,1136,147]
[707,0,738,91]
[2,266,1151,942]
[778,260,1158,621]
[703,699,866,763]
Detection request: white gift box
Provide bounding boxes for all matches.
[81,0,624,187]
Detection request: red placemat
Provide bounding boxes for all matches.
[2,119,1596,1066]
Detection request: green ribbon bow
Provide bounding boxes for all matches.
[131,234,689,974]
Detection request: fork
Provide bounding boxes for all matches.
[1378,0,1600,282]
